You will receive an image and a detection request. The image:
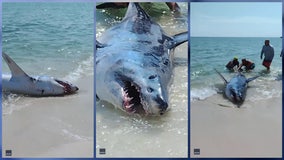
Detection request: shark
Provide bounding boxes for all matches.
[2,52,78,96]
[96,3,188,115]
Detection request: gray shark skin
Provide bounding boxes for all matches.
[2,52,79,96]
[96,3,188,115]
[215,69,259,106]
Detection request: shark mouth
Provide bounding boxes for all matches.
[230,89,244,105]
[55,79,79,94]
[121,80,146,114]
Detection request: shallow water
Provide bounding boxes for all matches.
[2,2,94,81]
[96,2,188,158]
[190,37,282,102]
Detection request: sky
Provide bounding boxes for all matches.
[191,2,282,37]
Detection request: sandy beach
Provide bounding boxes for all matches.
[190,80,282,158]
[2,75,94,158]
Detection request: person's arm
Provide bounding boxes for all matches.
[260,46,264,59]
[237,63,243,70]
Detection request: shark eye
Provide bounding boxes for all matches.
[163,59,169,65]
[148,75,157,79]
[147,87,154,93]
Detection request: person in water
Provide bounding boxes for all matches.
[226,57,239,71]
[238,58,255,71]
[260,40,274,71]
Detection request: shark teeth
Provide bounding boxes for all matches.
[125,104,134,109]
[127,97,133,101]
[121,80,144,113]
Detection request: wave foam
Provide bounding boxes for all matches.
[64,55,93,82]
[190,88,217,102]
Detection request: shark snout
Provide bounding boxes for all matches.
[154,95,168,115]
[236,92,244,102]
[231,90,244,103]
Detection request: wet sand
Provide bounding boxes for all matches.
[190,81,282,158]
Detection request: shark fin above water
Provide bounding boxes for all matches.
[2,52,30,80]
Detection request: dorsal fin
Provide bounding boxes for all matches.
[214,69,228,84]
[2,52,29,78]
[124,2,150,21]
[122,3,152,35]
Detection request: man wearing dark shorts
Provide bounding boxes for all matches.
[260,40,274,71]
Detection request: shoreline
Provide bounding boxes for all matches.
[2,74,94,158]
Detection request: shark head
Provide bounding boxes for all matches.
[54,78,79,94]
[95,2,188,115]
[98,65,169,115]
[118,74,168,115]
[225,75,247,105]
[27,76,79,96]
[229,87,245,104]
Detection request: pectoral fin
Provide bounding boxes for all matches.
[246,76,259,83]
[215,69,228,84]
[167,31,188,49]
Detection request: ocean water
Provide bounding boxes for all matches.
[190,37,282,102]
[2,2,94,110]
[2,2,93,81]
[96,2,188,157]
